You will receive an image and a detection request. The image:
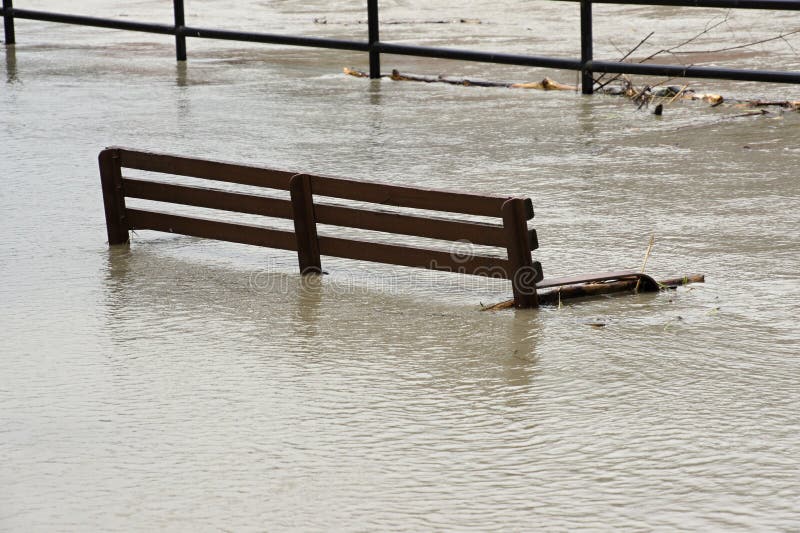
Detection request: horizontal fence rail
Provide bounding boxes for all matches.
[3,0,800,91]
[99,147,543,308]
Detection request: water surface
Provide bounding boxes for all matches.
[2,1,799,530]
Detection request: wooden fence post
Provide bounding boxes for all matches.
[502,198,540,308]
[290,174,322,274]
[98,148,130,245]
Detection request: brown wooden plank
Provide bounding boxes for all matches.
[121,178,538,250]
[502,198,539,308]
[115,147,295,191]
[310,175,512,218]
[314,203,507,246]
[122,178,294,219]
[536,270,658,291]
[113,147,536,219]
[289,174,322,273]
[99,148,130,245]
[317,236,510,278]
[126,209,297,251]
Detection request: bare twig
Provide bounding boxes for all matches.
[598,12,729,93]
[670,28,800,55]
[635,235,655,293]
[667,84,690,105]
[636,14,731,65]
[595,31,655,89]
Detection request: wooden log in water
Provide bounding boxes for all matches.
[343,67,577,90]
[390,69,511,87]
[481,274,705,311]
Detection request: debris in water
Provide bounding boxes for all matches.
[344,68,799,114]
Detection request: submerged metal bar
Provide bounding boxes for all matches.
[580,0,593,94]
[367,0,380,78]
[377,42,584,70]
[1,8,369,51]
[2,0,15,45]
[588,59,800,84]
[555,0,800,9]
[180,26,369,52]
[6,8,175,34]
[173,0,186,61]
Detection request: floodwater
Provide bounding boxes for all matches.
[2,1,799,530]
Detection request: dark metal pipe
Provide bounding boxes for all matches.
[580,0,592,94]
[173,0,186,61]
[589,59,800,84]
[2,0,15,45]
[367,0,380,79]
[7,8,176,35]
[2,9,369,51]
[181,26,369,51]
[378,42,584,70]
[554,0,800,9]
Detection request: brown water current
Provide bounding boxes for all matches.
[2,1,800,530]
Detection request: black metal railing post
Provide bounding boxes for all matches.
[367,0,380,79]
[173,0,186,61]
[580,0,593,94]
[2,0,15,45]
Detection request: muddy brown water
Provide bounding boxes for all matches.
[2,1,799,530]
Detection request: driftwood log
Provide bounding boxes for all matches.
[343,67,577,90]
[481,274,705,311]
[316,17,482,26]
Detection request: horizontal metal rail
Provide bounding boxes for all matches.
[3,1,799,92]
[2,8,176,35]
[588,60,800,84]
[180,26,368,52]
[377,43,583,71]
[0,8,369,51]
[556,0,800,9]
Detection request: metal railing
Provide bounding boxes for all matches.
[3,0,800,93]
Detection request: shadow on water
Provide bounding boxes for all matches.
[101,243,542,388]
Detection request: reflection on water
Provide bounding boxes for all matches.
[175,60,187,87]
[1,1,800,530]
[4,45,16,83]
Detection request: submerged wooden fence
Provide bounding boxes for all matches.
[99,147,544,308]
